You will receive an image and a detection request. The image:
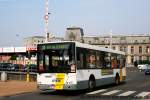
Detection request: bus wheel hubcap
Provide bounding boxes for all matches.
[89,80,95,89]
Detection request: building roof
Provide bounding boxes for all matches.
[84,33,150,38]
[24,36,45,39]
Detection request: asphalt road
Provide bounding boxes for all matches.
[1,69,150,100]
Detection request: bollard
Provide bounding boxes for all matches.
[1,71,7,82]
[26,73,30,82]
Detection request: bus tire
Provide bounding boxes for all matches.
[115,74,120,85]
[88,77,96,91]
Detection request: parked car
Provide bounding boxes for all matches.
[23,64,37,72]
[0,63,23,71]
[0,63,3,71]
[145,69,150,75]
[0,63,13,71]
[138,64,150,71]
[10,64,20,71]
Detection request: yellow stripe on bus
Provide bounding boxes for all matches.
[54,73,65,90]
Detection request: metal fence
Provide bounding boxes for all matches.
[0,60,37,81]
[0,71,37,81]
[0,60,37,73]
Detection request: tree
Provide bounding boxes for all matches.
[10,54,17,60]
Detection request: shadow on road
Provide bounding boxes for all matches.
[39,82,126,96]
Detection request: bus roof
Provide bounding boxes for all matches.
[38,41,125,55]
[75,42,125,55]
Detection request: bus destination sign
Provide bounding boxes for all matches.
[39,44,69,50]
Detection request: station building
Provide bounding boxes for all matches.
[64,27,150,66]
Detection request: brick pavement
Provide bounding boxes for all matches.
[0,81,37,97]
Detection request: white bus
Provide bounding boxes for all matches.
[37,41,126,91]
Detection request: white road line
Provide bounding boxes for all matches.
[86,89,107,95]
[135,92,150,97]
[101,90,121,95]
[118,91,136,96]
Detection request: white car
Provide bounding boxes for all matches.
[138,64,150,71]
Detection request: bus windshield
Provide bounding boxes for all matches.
[37,43,75,73]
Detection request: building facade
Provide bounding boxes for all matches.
[64,27,150,66]
[83,35,150,65]
[64,26,84,42]
[23,36,45,48]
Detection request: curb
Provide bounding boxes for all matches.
[0,91,36,99]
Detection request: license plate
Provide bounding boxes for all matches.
[50,84,54,89]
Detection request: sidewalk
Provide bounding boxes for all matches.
[0,81,37,97]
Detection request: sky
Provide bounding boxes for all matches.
[0,0,150,46]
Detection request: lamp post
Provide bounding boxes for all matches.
[109,30,112,49]
[45,0,50,42]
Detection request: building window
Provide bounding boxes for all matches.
[131,56,134,64]
[89,41,91,44]
[139,46,142,54]
[123,47,127,52]
[139,56,142,61]
[101,41,104,43]
[120,46,123,51]
[94,37,99,42]
[120,37,126,40]
[113,46,116,50]
[146,46,150,53]
[146,56,149,61]
[131,46,134,54]
[135,40,138,43]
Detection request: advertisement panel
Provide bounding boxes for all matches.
[3,47,14,53]
[15,47,26,52]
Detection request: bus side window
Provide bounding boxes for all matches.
[86,50,97,69]
[77,53,84,69]
[89,55,96,68]
[120,58,126,68]
[117,55,122,68]
[99,51,105,68]
[76,48,83,69]
[96,51,101,68]
[103,52,111,69]
[111,58,117,69]
[117,60,120,68]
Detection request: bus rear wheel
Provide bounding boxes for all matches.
[88,78,96,91]
[115,75,120,85]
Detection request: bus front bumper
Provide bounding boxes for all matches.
[37,84,77,91]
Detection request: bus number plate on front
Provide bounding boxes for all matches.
[52,79,61,82]
[49,84,54,89]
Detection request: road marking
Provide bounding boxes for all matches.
[118,91,136,96]
[87,89,107,95]
[101,90,121,95]
[135,92,150,97]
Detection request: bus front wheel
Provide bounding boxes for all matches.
[88,78,96,91]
